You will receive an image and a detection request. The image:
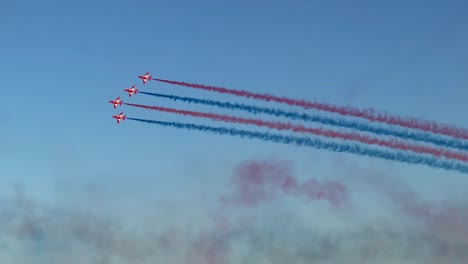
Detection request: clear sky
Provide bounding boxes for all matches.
[1,0,467,263]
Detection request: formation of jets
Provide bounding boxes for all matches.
[109,72,152,124]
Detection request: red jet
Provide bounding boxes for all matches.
[109,96,123,109]
[138,71,152,84]
[112,112,126,124]
[124,85,139,97]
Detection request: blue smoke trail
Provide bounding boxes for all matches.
[127,117,468,174]
[139,92,468,151]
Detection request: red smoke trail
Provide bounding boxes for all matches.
[124,103,468,163]
[153,78,468,140]
[211,159,349,234]
[223,159,348,208]
[362,168,468,241]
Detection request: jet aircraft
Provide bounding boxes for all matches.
[138,72,152,84]
[109,96,123,109]
[112,112,126,123]
[124,85,138,97]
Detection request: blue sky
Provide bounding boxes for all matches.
[0,1,467,262]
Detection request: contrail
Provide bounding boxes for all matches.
[140,91,468,151]
[153,78,468,140]
[124,103,468,163]
[126,117,468,174]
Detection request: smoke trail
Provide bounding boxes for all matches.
[153,78,468,140]
[124,103,468,163]
[211,158,349,232]
[126,117,468,174]
[4,184,468,263]
[140,91,468,151]
[356,168,468,242]
[226,159,348,208]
